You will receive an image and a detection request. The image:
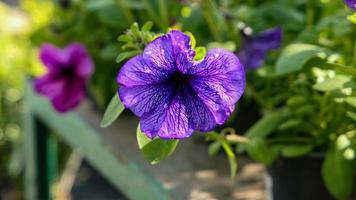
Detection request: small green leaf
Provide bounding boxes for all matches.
[116,50,141,63]
[136,125,178,164]
[118,35,132,42]
[130,22,140,36]
[281,144,313,157]
[322,147,354,200]
[100,93,125,128]
[185,31,196,48]
[194,46,206,61]
[324,62,356,77]
[208,141,221,156]
[276,43,327,75]
[141,21,153,32]
[85,0,114,11]
[313,76,350,92]
[278,119,303,131]
[246,109,287,138]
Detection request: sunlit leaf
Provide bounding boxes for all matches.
[136,125,178,164]
[276,44,327,75]
[313,76,350,92]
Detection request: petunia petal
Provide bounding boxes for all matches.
[117,55,173,87]
[118,83,174,117]
[52,78,86,113]
[65,43,94,78]
[39,43,66,72]
[345,0,356,10]
[168,30,195,73]
[189,48,245,124]
[34,75,66,99]
[253,27,282,51]
[143,34,176,72]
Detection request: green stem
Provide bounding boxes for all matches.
[202,0,222,41]
[158,0,169,30]
[306,0,314,31]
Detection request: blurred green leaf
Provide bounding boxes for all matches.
[85,0,114,11]
[281,144,313,157]
[346,111,356,121]
[100,43,121,60]
[97,7,128,29]
[322,147,354,200]
[100,93,125,128]
[116,50,141,63]
[207,41,236,51]
[276,44,327,75]
[245,138,277,165]
[136,125,178,164]
[313,76,350,92]
[208,141,221,156]
[345,97,356,108]
[246,109,287,138]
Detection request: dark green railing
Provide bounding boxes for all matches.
[23,86,179,200]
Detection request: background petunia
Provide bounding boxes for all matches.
[117,31,245,139]
[34,43,94,112]
[345,0,356,10]
[237,27,282,70]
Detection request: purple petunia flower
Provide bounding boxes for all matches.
[344,0,356,10]
[117,30,245,139]
[238,27,282,70]
[35,43,94,113]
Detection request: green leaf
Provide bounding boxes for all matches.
[246,109,287,138]
[245,138,277,165]
[116,50,141,63]
[276,44,327,75]
[322,147,354,200]
[208,141,221,156]
[281,144,313,157]
[324,63,356,77]
[136,125,178,164]
[313,76,350,92]
[346,111,356,121]
[141,21,153,32]
[100,93,125,128]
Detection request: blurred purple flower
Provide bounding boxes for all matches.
[35,43,94,113]
[117,30,245,139]
[344,0,356,10]
[238,27,282,70]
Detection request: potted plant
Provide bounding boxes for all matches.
[208,1,356,199]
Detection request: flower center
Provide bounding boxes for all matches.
[59,64,75,77]
[170,71,191,96]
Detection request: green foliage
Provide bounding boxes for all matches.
[276,44,328,75]
[136,125,178,164]
[100,93,125,128]
[322,146,355,200]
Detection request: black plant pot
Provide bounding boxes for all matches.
[266,155,335,200]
